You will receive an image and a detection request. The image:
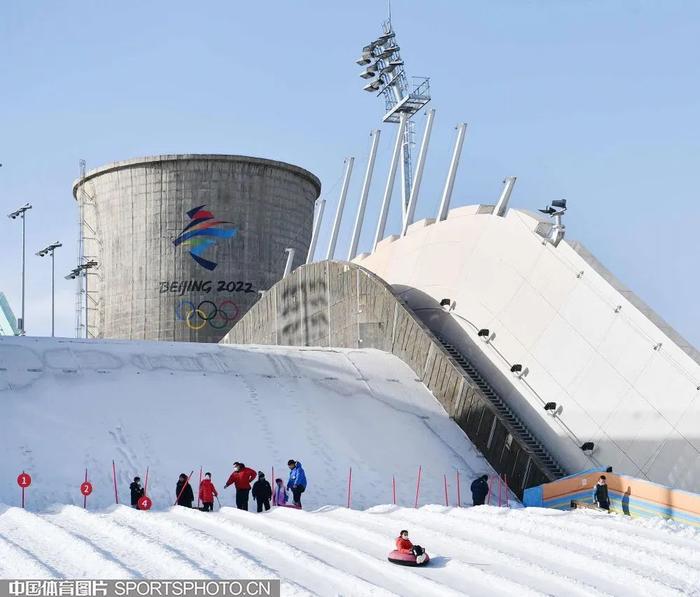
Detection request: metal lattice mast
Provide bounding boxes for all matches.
[75,160,86,338]
[357,15,431,218]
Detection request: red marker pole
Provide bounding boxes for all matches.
[392,475,397,506]
[174,471,194,506]
[456,471,461,507]
[414,465,422,509]
[80,474,93,510]
[112,460,119,504]
[444,474,449,507]
[17,471,31,508]
[346,467,352,509]
[197,467,203,509]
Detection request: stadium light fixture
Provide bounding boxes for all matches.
[37,242,62,337]
[8,202,32,335]
[65,260,98,338]
[381,60,404,75]
[356,17,431,219]
[360,65,378,79]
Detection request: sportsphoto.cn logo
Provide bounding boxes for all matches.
[173,205,237,271]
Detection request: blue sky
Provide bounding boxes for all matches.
[1,0,698,347]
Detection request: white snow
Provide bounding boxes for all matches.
[3,336,698,595]
[0,504,699,596]
[0,336,491,510]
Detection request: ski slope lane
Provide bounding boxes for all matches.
[2,504,699,596]
[0,337,493,511]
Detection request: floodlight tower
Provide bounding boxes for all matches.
[357,14,431,219]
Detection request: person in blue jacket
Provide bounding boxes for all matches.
[287,459,307,507]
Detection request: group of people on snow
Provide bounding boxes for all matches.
[129,459,307,512]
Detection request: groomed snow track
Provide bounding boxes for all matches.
[2,504,700,596]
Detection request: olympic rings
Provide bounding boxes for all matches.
[175,299,240,330]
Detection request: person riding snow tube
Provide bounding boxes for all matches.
[388,530,430,566]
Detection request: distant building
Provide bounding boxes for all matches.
[0,293,19,336]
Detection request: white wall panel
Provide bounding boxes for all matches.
[356,206,700,492]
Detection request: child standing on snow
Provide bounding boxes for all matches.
[199,472,218,512]
[274,478,288,506]
[252,472,272,512]
[130,476,144,509]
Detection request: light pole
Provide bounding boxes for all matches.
[8,203,32,335]
[37,242,62,337]
[65,260,98,339]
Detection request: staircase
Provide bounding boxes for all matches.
[436,336,566,479]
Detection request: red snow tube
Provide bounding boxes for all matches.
[387,550,430,566]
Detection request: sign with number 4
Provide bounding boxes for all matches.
[138,496,152,511]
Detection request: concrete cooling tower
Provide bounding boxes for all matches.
[72,154,321,343]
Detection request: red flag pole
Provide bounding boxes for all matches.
[346,467,352,509]
[456,470,461,507]
[444,474,449,506]
[414,465,422,509]
[197,467,202,509]
[112,460,119,504]
[83,468,88,509]
[174,471,195,506]
[392,475,396,506]
[21,470,25,509]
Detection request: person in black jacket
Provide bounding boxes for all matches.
[252,472,272,512]
[130,476,144,509]
[176,473,194,508]
[471,475,489,506]
[594,475,610,511]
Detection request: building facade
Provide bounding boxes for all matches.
[72,154,320,343]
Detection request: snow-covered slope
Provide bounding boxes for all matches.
[1,504,698,596]
[0,336,490,510]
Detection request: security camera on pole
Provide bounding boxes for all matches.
[8,203,32,335]
[538,199,568,247]
[37,242,62,337]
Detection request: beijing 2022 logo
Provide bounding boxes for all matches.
[173,205,237,271]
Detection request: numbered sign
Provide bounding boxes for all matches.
[138,495,152,511]
[80,481,93,496]
[17,473,32,488]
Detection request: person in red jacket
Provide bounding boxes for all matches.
[199,472,218,512]
[396,530,427,564]
[224,462,257,511]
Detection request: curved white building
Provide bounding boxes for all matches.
[354,205,700,493]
